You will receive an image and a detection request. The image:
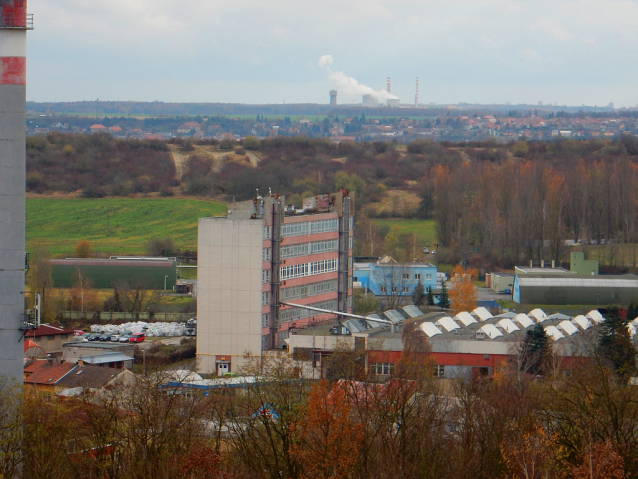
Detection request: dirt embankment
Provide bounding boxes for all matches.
[168,145,261,179]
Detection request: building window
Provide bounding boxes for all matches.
[391,287,397,294]
[415,274,421,280]
[281,221,310,237]
[61,334,68,340]
[263,226,271,239]
[47,335,54,340]
[278,299,338,322]
[262,313,269,328]
[262,292,270,306]
[403,273,409,279]
[372,363,394,376]
[349,236,353,249]
[309,218,338,234]
[262,269,271,284]
[279,279,337,301]
[403,287,410,293]
[261,335,269,350]
[426,274,432,279]
[348,277,353,288]
[433,365,445,377]
[349,217,354,229]
[281,239,339,260]
[263,248,271,262]
[348,256,353,269]
[280,258,338,281]
[381,286,386,293]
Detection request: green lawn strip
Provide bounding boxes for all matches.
[371,218,437,246]
[26,197,226,257]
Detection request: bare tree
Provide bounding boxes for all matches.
[112,277,158,313]
[371,258,414,310]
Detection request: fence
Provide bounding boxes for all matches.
[60,311,192,323]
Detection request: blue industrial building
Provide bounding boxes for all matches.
[354,257,438,298]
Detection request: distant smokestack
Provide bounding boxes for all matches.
[0,0,32,383]
[415,77,419,108]
[387,77,391,94]
[329,90,337,106]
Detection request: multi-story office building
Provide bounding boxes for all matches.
[197,191,354,375]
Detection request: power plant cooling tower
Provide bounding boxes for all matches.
[0,0,32,383]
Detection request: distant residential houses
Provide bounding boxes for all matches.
[26,113,638,142]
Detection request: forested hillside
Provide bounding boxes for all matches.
[26,133,176,197]
[26,132,638,268]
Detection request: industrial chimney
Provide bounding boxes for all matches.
[0,0,32,383]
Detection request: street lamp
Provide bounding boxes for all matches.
[164,275,168,291]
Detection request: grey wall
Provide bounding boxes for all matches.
[0,80,26,382]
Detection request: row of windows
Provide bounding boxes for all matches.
[310,218,339,234]
[281,222,309,237]
[263,248,271,262]
[262,269,271,284]
[277,238,342,261]
[371,363,395,376]
[371,362,443,377]
[265,218,351,241]
[280,258,338,281]
[279,279,338,302]
[280,242,309,259]
[278,299,338,322]
[381,286,410,293]
[280,218,339,238]
[401,273,432,280]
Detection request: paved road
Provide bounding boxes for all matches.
[476,287,511,302]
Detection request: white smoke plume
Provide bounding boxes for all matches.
[319,55,398,101]
[318,54,333,68]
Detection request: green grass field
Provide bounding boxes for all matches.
[26,197,227,257]
[371,219,437,247]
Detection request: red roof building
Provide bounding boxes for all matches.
[25,324,75,356]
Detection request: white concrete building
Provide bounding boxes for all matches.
[197,192,354,375]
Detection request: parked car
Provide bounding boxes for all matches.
[129,333,145,343]
[87,333,101,341]
[110,334,121,342]
[119,334,132,343]
[73,330,84,336]
[99,333,112,341]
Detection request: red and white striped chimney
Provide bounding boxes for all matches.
[0,0,31,383]
[0,0,27,85]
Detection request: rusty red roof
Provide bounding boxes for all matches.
[25,324,75,338]
[24,360,76,384]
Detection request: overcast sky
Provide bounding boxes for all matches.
[26,0,638,107]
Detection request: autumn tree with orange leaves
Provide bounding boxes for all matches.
[448,264,478,315]
[291,381,363,479]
